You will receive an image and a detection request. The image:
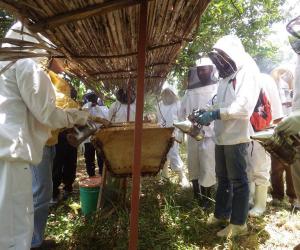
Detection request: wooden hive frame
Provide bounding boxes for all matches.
[92,123,174,177]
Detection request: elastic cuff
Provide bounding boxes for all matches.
[219,108,229,120]
[213,109,221,120]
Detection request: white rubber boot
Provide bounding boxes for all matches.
[207,214,229,225]
[161,163,169,179]
[177,170,190,188]
[249,182,255,208]
[217,224,248,237]
[249,185,268,217]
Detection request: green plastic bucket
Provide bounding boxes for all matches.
[79,177,101,216]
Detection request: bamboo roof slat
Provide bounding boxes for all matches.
[0,0,211,93]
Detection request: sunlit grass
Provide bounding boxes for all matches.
[45,150,300,249]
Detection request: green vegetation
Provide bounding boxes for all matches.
[170,0,289,94]
[46,172,300,250]
[45,150,300,249]
[1,0,291,97]
[0,10,14,38]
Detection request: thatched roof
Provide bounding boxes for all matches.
[0,0,210,93]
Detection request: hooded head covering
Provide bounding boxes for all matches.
[85,91,98,104]
[208,35,248,79]
[188,57,217,89]
[213,35,246,69]
[116,88,136,104]
[161,84,178,105]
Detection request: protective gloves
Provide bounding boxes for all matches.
[195,109,220,126]
[275,110,300,136]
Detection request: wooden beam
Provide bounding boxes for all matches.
[29,0,143,32]
[89,62,173,76]
[93,75,166,81]
[52,39,191,60]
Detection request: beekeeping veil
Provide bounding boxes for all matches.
[208,35,247,79]
[116,88,136,104]
[161,84,178,105]
[187,57,217,89]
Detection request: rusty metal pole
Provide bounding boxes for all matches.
[128,0,148,249]
[127,82,131,122]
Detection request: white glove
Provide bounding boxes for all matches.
[65,109,89,126]
[275,110,300,136]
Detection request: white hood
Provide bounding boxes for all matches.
[196,57,214,67]
[162,84,177,95]
[213,35,247,70]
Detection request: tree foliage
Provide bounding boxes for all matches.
[0,1,289,98]
[0,10,14,38]
[170,0,286,94]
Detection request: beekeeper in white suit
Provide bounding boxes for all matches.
[0,22,89,250]
[156,85,189,187]
[247,73,284,217]
[180,58,217,208]
[196,35,260,237]
[108,88,136,122]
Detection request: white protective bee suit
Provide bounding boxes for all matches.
[291,55,300,203]
[0,22,88,250]
[247,73,284,186]
[180,64,217,187]
[157,86,183,170]
[108,100,136,122]
[157,85,189,186]
[213,41,261,145]
[247,73,284,216]
[209,35,261,236]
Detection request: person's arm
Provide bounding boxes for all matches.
[220,72,260,120]
[196,71,260,125]
[156,103,162,124]
[179,94,187,120]
[16,59,88,129]
[108,102,117,122]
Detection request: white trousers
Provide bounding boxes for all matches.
[0,161,33,250]
[167,142,183,171]
[187,137,216,187]
[292,152,300,200]
[247,141,270,186]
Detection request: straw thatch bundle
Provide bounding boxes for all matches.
[0,0,210,93]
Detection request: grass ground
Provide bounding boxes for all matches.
[45,148,300,250]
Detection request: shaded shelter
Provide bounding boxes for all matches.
[1,0,210,94]
[0,0,211,248]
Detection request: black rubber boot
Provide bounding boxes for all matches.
[191,179,201,200]
[200,185,214,209]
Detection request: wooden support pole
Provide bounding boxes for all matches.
[128,1,148,249]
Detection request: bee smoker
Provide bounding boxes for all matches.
[66,120,99,147]
[173,109,206,141]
